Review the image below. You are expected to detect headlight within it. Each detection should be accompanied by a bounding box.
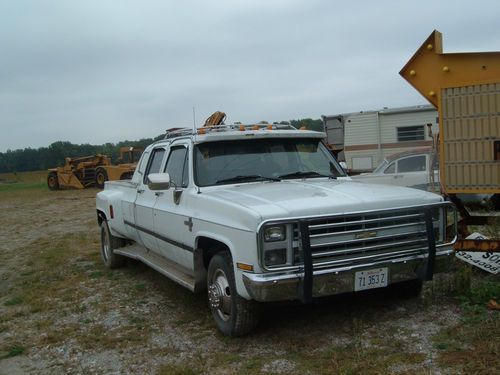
[264,248,287,266]
[264,225,286,242]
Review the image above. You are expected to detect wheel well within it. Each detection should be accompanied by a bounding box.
[97,210,106,226]
[197,237,230,270]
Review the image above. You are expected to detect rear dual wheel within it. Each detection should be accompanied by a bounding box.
[100,220,126,269]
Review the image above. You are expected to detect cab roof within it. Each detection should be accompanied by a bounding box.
[163,123,326,143]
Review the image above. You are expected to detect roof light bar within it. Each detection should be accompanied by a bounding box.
[164,123,298,139]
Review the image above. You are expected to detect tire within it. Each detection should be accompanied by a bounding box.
[390,279,423,299]
[207,252,259,336]
[47,172,59,190]
[100,220,126,269]
[95,169,108,189]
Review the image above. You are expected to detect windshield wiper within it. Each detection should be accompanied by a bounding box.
[278,171,336,179]
[215,175,281,185]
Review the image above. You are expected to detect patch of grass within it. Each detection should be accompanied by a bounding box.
[157,363,201,375]
[0,182,46,192]
[89,271,104,279]
[8,344,26,357]
[451,263,472,295]
[4,296,23,306]
[433,270,500,374]
[0,344,26,359]
[0,170,47,183]
[134,282,146,292]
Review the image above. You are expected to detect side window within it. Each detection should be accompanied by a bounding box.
[397,155,426,173]
[164,146,189,188]
[132,151,150,183]
[384,162,395,174]
[143,148,166,184]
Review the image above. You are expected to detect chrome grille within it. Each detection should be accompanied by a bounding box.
[304,208,434,268]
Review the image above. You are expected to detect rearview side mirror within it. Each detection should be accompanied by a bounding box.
[148,173,171,190]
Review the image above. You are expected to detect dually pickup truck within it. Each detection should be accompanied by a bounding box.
[96,123,457,336]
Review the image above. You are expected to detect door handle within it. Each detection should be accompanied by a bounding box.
[137,189,145,194]
[155,191,164,197]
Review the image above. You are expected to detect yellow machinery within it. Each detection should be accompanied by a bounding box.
[204,111,226,126]
[47,147,143,190]
[400,30,500,251]
[94,147,143,188]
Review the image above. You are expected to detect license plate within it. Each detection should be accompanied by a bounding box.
[354,268,388,291]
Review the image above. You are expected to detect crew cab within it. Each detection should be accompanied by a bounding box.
[96,124,456,336]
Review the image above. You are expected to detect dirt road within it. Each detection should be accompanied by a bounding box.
[0,187,497,374]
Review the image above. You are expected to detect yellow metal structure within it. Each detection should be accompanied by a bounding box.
[399,30,500,108]
[204,111,226,127]
[400,30,500,195]
[400,30,500,251]
[47,147,143,190]
[47,154,111,190]
[94,147,143,188]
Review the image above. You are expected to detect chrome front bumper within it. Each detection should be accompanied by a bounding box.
[242,249,454,302]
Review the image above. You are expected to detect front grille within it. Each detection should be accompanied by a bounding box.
[300,207,437,269]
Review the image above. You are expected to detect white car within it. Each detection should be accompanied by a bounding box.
[351,148,439,192]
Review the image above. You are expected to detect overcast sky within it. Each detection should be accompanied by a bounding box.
[1,0,499,151]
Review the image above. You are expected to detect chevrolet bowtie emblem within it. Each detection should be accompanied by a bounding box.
[355,231,377,240]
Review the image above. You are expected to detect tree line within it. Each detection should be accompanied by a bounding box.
[0,119,323,173]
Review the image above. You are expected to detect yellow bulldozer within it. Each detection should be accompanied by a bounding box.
[47,146,143,190]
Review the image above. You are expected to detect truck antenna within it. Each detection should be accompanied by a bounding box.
[192,107,196,130]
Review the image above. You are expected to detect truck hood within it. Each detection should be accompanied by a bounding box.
[201,179,442,221]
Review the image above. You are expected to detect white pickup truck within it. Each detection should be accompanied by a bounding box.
[96,124,456,336]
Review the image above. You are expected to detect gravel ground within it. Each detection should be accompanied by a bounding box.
[0,188,474,374]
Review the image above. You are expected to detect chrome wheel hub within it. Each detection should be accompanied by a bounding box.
[208,269,232,321]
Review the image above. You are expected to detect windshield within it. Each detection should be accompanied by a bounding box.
[194,138,346,186]
[373,159,389,174]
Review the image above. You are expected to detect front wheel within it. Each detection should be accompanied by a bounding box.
[100,220,126,269]
[47,172,59,190]
[207,252,259,336]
